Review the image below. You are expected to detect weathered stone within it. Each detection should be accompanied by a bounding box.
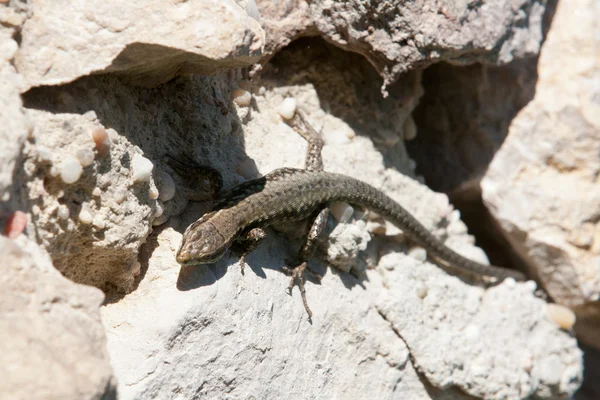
[0,25,27,206]
[482,0,600,348]
[0,236,115,400]
[103,67,582,400]
[16,0,265,89]
[256,0,548,89]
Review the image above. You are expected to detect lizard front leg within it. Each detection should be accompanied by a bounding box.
[230,228,267,275]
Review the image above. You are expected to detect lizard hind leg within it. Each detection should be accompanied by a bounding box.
[286,111,325,172]
[282,206,330,319]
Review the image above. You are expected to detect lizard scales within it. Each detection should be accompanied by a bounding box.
[182,166,524,281]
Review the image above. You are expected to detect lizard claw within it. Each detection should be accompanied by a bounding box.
[282,262,313,319]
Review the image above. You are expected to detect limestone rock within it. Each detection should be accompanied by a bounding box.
[481,0,600,349]
[0,23,27,206]
[0,236,115,400]
[103,78,582,400]
[19,109,158,293]
[16,0,265,89]
[256,0,548,88]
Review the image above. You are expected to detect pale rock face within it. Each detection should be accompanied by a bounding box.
[481,0,600,350]
[15,0,265,89]
[0,236,115,400]
[0,0,588,399]
[0,26,27,206]
[256,0,547,89]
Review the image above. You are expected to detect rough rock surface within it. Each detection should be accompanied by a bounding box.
[256,0,548,89]
[0,0,589,399]
[103,67,582,399]
[481,0,600,349]
[0,6,28,207]
[16,0,264,89]
[0,236,115,400]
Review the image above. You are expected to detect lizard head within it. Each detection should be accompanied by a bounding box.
[176,212,230,266]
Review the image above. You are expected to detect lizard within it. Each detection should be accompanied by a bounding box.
[175,111,526,319]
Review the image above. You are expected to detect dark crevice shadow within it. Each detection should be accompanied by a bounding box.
[406,0,559,274]
[256,36,420,176]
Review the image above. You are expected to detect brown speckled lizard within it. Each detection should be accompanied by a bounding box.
[175,112,526,319]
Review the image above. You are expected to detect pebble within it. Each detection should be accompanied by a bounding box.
[91,128,111,156]
[235,157,258,179]
[277,97,297,120]
[4,210,27,238]
[149,186,159,200]
[415,283,428,299]
[547,304,576,330]
[503,277,517,288]
[75,148,95,167]
[92,214,106,229]
[524,280,538,293]
[107,128,119,141]
[57,205,70,220]
[330,202,354,223]
[78,208,93,224]
[408,246,427,262]
[92,187,102,197]
[154,202,164,218]
[232,89,252,107]
[403,116,417,140]
[60,155,83,184]
[448,209,461,223]
[37,145,53,162]
[157,170,176,201]
[83,110,98,121]
[131,261,142,277]
[447,221,468,235]
[131,154,154,182]
[152,214,169,226]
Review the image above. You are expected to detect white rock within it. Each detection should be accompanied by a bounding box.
[408,246,427,262]
[152,214,169,227]
[157,170,176,201]
[415,283,428,299]
[37,145,53,162]
[83,110,97,121]
[330,202,354,223]
[60,155,83,184]
[57,205,70,220]
[154,202,164,218]
[78,208,93,225]
[92,215,106,230]
[149,186,159,200]
[75,148,95,167]
[277,97,297,120]
[232,88,252,107]
[131,154,154,182]
[547,304,576,330]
